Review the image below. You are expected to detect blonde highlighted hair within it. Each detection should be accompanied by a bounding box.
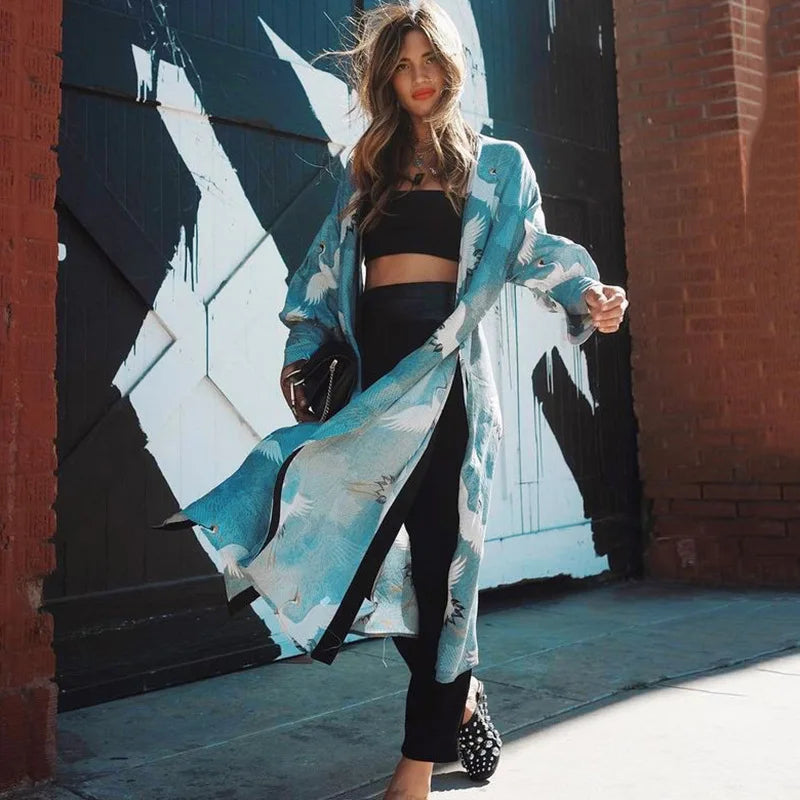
[312,0,479,234]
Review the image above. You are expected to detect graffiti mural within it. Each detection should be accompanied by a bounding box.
[49,0,637,707]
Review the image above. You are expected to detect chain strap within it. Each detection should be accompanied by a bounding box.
[319,358,339,421]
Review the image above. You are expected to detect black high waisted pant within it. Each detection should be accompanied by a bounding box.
[356,280,473,763]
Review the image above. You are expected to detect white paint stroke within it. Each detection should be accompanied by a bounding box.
[437,0,493,135]
[125,44,299,649]
[258,16,366,164]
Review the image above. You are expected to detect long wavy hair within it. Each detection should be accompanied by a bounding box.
[312,1,479,235]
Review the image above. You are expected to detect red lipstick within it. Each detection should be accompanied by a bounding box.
[412,88,435,100]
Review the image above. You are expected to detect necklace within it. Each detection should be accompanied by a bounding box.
[411,140,438,179]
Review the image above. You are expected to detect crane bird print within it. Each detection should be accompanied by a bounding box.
[379,384,450,433]
[470,167,500,217]
[276,491,313,538]
[305,246,338,304]
[460,212,487,274]
[276,592,339,653]
[253,438,284,464]
[444,554,468,626]
[428,302,467,356]
[458,476,486,557]
[262,490,314,571]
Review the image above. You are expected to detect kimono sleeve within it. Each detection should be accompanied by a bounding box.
[279,163,354,368]
[505,147,603,346]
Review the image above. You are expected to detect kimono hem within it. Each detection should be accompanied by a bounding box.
[155,133,602,684]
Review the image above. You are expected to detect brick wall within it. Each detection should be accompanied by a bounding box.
[0,0,62,790]
[614,0,800,585]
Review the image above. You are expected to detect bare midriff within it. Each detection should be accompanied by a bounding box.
[363,179,459,290]
[365,252,458,289]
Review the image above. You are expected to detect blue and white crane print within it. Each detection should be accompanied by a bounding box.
[157,133,602,683]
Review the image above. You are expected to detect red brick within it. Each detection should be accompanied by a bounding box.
[666,0,715,12]
[708,99,738,117]
[1,0,61,780]
[737,501,800,520]
[640,41,701,65]
[651,497,672,514]
[711,535,741,569]
[652,516,706,538]
[21,47,61,84]
[700,3,739,23]
[708,518,787,538]
[23,238,58,273]
[18,370,55,405]
[644,536,680,575]
[0,691,28,781]
[637,8,701,34]
[12,474,54,509]
[755,556,800,586]
[701,35,735,57]
[20,208,57,241]
[719,558,761,584]
[9,303,54,338]
[14,436,55,474]
[28,682,57,780]
[23,538,55,575]
[0,139,11,174]
[656,515,786,539]
[22,16,61,52]
[675,117,740,137]
[775,461,800,483]
[0,681,57,785]
[703,483,782,500]
[0,646,55,690]
[671,499,738,517]
[741,535,800,558]
[18,400,55,434]
[20,110,58,143]
[672,52,738,76]
[624,92,672,114]
[684,298,722,315]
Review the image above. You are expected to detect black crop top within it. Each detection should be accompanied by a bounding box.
[361,189,463,262]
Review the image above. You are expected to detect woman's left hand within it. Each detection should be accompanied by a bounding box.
[582,284,628,334]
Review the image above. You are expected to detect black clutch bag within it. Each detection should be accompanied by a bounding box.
[292,339,358,422]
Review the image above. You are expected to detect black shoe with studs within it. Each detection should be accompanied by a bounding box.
[457,678,502,781]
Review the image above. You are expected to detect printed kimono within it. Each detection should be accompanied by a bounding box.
[156,132,602,683]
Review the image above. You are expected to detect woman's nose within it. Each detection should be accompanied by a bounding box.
[412,64,429,82]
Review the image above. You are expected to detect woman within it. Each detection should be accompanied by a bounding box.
[158,2,627,798]
[282,3,624,796]
[283,6,500,794]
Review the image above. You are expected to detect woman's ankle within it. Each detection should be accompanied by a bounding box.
[399,754,434,770]
[385,756,432,797]
[461,675,479,723]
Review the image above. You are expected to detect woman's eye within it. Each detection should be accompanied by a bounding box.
[395,56,437,71]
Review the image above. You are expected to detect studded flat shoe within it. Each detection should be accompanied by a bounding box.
[456,678,502,781]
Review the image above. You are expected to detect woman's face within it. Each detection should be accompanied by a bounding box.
[391,29,445,122]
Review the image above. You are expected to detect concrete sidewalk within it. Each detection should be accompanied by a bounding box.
[4,579,799,800]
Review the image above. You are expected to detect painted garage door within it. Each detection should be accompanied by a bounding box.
[46,0,637,710]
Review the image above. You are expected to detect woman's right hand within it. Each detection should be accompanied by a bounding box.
[280,360,317,422]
